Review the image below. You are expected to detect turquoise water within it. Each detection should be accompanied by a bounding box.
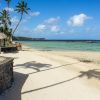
[19,41,100,51]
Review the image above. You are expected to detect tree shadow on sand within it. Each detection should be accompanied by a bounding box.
[15,61,52,72]
[79,69,100,80]
[1,69,100,99]
[0,72,28,100]
[22,69,100,94]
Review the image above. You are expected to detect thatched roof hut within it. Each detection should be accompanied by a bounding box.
[0,32,7,39]
[0,32,7,48]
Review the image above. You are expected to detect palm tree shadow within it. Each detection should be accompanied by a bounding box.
[15,61,52,72]
[21,69,100,94]
[22,76,78,94]
[1,72,28,100]
[79,69,100,80]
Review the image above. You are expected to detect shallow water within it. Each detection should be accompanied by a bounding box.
[19,41,100,51]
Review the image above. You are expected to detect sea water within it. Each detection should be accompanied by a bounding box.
[19,41,100,51]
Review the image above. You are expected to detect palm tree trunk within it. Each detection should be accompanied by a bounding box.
[12,13,23,35]
[6,0,10,13]
[7,3,9,13]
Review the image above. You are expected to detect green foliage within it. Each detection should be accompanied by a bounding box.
[12,0,30,34]
[0,9,12,36]
[0,10,11,26]
[15,0,30,14]
[0,10,12,46]
[0,0,30,46]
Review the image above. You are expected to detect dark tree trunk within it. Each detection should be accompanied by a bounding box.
[12,14,23,35]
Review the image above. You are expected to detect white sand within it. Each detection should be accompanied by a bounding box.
[0,46,100,100]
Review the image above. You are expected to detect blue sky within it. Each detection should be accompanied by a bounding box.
[0,0,100,39]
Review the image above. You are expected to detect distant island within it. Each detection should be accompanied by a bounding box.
[13,36,46,41]
[13,36,100,43]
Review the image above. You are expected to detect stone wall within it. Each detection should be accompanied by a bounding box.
[0,57,14,94]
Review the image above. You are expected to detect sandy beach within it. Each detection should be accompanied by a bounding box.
[0,45,100,100]
[0,0,100,99]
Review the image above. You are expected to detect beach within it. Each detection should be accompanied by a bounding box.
[0,0,100,99]
[0,45,100,100]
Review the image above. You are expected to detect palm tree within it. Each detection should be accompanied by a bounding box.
[5,0,11,7]
[0,9,11,46]
[5,0,11,12]
[13,0,30,34]
[0,10,11,32]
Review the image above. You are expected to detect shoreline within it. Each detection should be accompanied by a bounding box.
[23,44,100,64]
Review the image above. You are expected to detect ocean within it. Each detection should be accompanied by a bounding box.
[19,41,100,52]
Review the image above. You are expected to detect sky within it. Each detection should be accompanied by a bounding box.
[0,0,100,40]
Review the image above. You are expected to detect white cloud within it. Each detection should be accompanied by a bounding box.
[44,17,60,24]
[34,24,46,32]
[50,26,60,32]
[11,16,19,23]
[34,17,61,33]
[11,16,30,24]
[4,7,14,12]
[67,13,91,27]
[20,17,60,33]
[29,11,40,16]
